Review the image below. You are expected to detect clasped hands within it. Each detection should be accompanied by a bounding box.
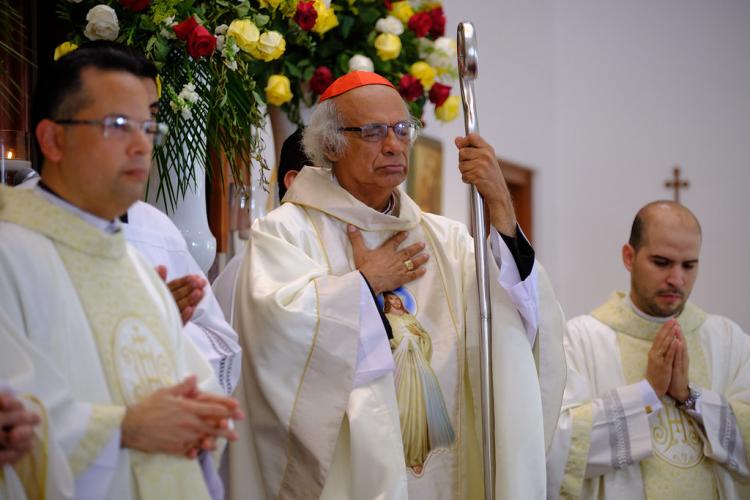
[645,319,691,403]
[156,266,206,325]
[121,375,244,460]
[0,391,41,466]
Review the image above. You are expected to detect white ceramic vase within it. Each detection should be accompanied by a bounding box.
[146,164,217,274]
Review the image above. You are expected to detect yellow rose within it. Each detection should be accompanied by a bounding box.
[227,19,260,54]
[155,75,162,99]
[53,41,78,61]
[390,1,414,23]
[409,61,436,91]
[313,0,339,35]
[266,74,293,106]
[374,33,402,61]
[249,31,286,61]
[259,0,283,9]
[435,95,460,122]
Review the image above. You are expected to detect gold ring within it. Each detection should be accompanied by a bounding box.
[403,259,414,271]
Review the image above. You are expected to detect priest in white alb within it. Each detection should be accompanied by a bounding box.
[0,42,243,499]
[228,71,566,500]
[546,201,750,499]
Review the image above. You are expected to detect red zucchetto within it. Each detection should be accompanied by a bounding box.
[318,71,396,102]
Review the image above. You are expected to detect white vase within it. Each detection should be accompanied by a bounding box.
[146,164,217,274]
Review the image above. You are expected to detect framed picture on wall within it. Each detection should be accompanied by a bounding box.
[407,135,443,214]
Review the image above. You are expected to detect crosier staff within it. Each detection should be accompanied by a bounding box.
[457,21,495,500]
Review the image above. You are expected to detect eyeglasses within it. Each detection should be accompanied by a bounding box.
[54,114,169,146]
[338,120,420,144]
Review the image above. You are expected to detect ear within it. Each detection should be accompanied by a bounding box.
[35,119,64,164]
[622,243,635,272]
[283,170,298,190]
[323,139,344,163]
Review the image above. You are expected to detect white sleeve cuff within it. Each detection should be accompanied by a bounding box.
[353,277,395,388]
[73,429,120,500]
[585,382,654,477]
[489,226,539,346]
[637,379,663,422]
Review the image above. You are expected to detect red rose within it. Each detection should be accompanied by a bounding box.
[294,1,318,31]
[407,12,432,38]
[384,0,392,10]
[119,0,150,12]
[428,82,451,107]
[310,66,334,95]
[187,25,217,59]
[398,74,424,102]
[428,7,446,38]
[173,16,198,41]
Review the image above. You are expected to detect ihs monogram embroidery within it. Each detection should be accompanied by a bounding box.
[114,318,175,404]
[652,400,703,468]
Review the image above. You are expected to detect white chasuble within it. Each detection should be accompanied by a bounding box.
[549,292,750,500]
[0,186,221,500]
[229,167,566,500]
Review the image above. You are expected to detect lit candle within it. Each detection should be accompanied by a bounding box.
[0,144,32,184]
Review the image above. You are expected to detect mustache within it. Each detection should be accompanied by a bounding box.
[657,288,684,298]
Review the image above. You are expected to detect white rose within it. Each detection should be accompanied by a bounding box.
[434,37,457,57]
[216,35,226,51]
[348,54,374,73]
[375,16,404,36]
[215,24,229,35]
[427,36,457,69]
[84,5,119,41]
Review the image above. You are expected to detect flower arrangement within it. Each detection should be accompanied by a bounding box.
[259,0,461,125]
[54,0,458,205]
[56,0,277,207]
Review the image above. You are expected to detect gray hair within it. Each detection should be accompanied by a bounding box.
[303,100,348,170]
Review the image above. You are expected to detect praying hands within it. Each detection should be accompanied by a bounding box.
[645,319,691,402]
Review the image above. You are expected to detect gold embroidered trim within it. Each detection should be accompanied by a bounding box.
[560,404,594,500]
[11,394,49,500]
[276,280,323,500]
[69,404,125,476]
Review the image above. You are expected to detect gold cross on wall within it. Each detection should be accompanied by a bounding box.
[665,166,689,204]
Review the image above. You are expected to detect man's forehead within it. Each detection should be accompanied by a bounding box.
[641,228,702,260]
[337,85,408,122]
[78,67,151,117]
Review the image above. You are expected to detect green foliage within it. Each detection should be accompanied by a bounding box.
[53,0,456,207]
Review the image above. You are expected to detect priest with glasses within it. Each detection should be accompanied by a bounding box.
[228,71,566,500]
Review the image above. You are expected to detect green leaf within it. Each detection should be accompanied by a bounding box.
[236,5,251,18]
[254,14,270,27]
[339,16,355,39]
[284,59,303,78]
